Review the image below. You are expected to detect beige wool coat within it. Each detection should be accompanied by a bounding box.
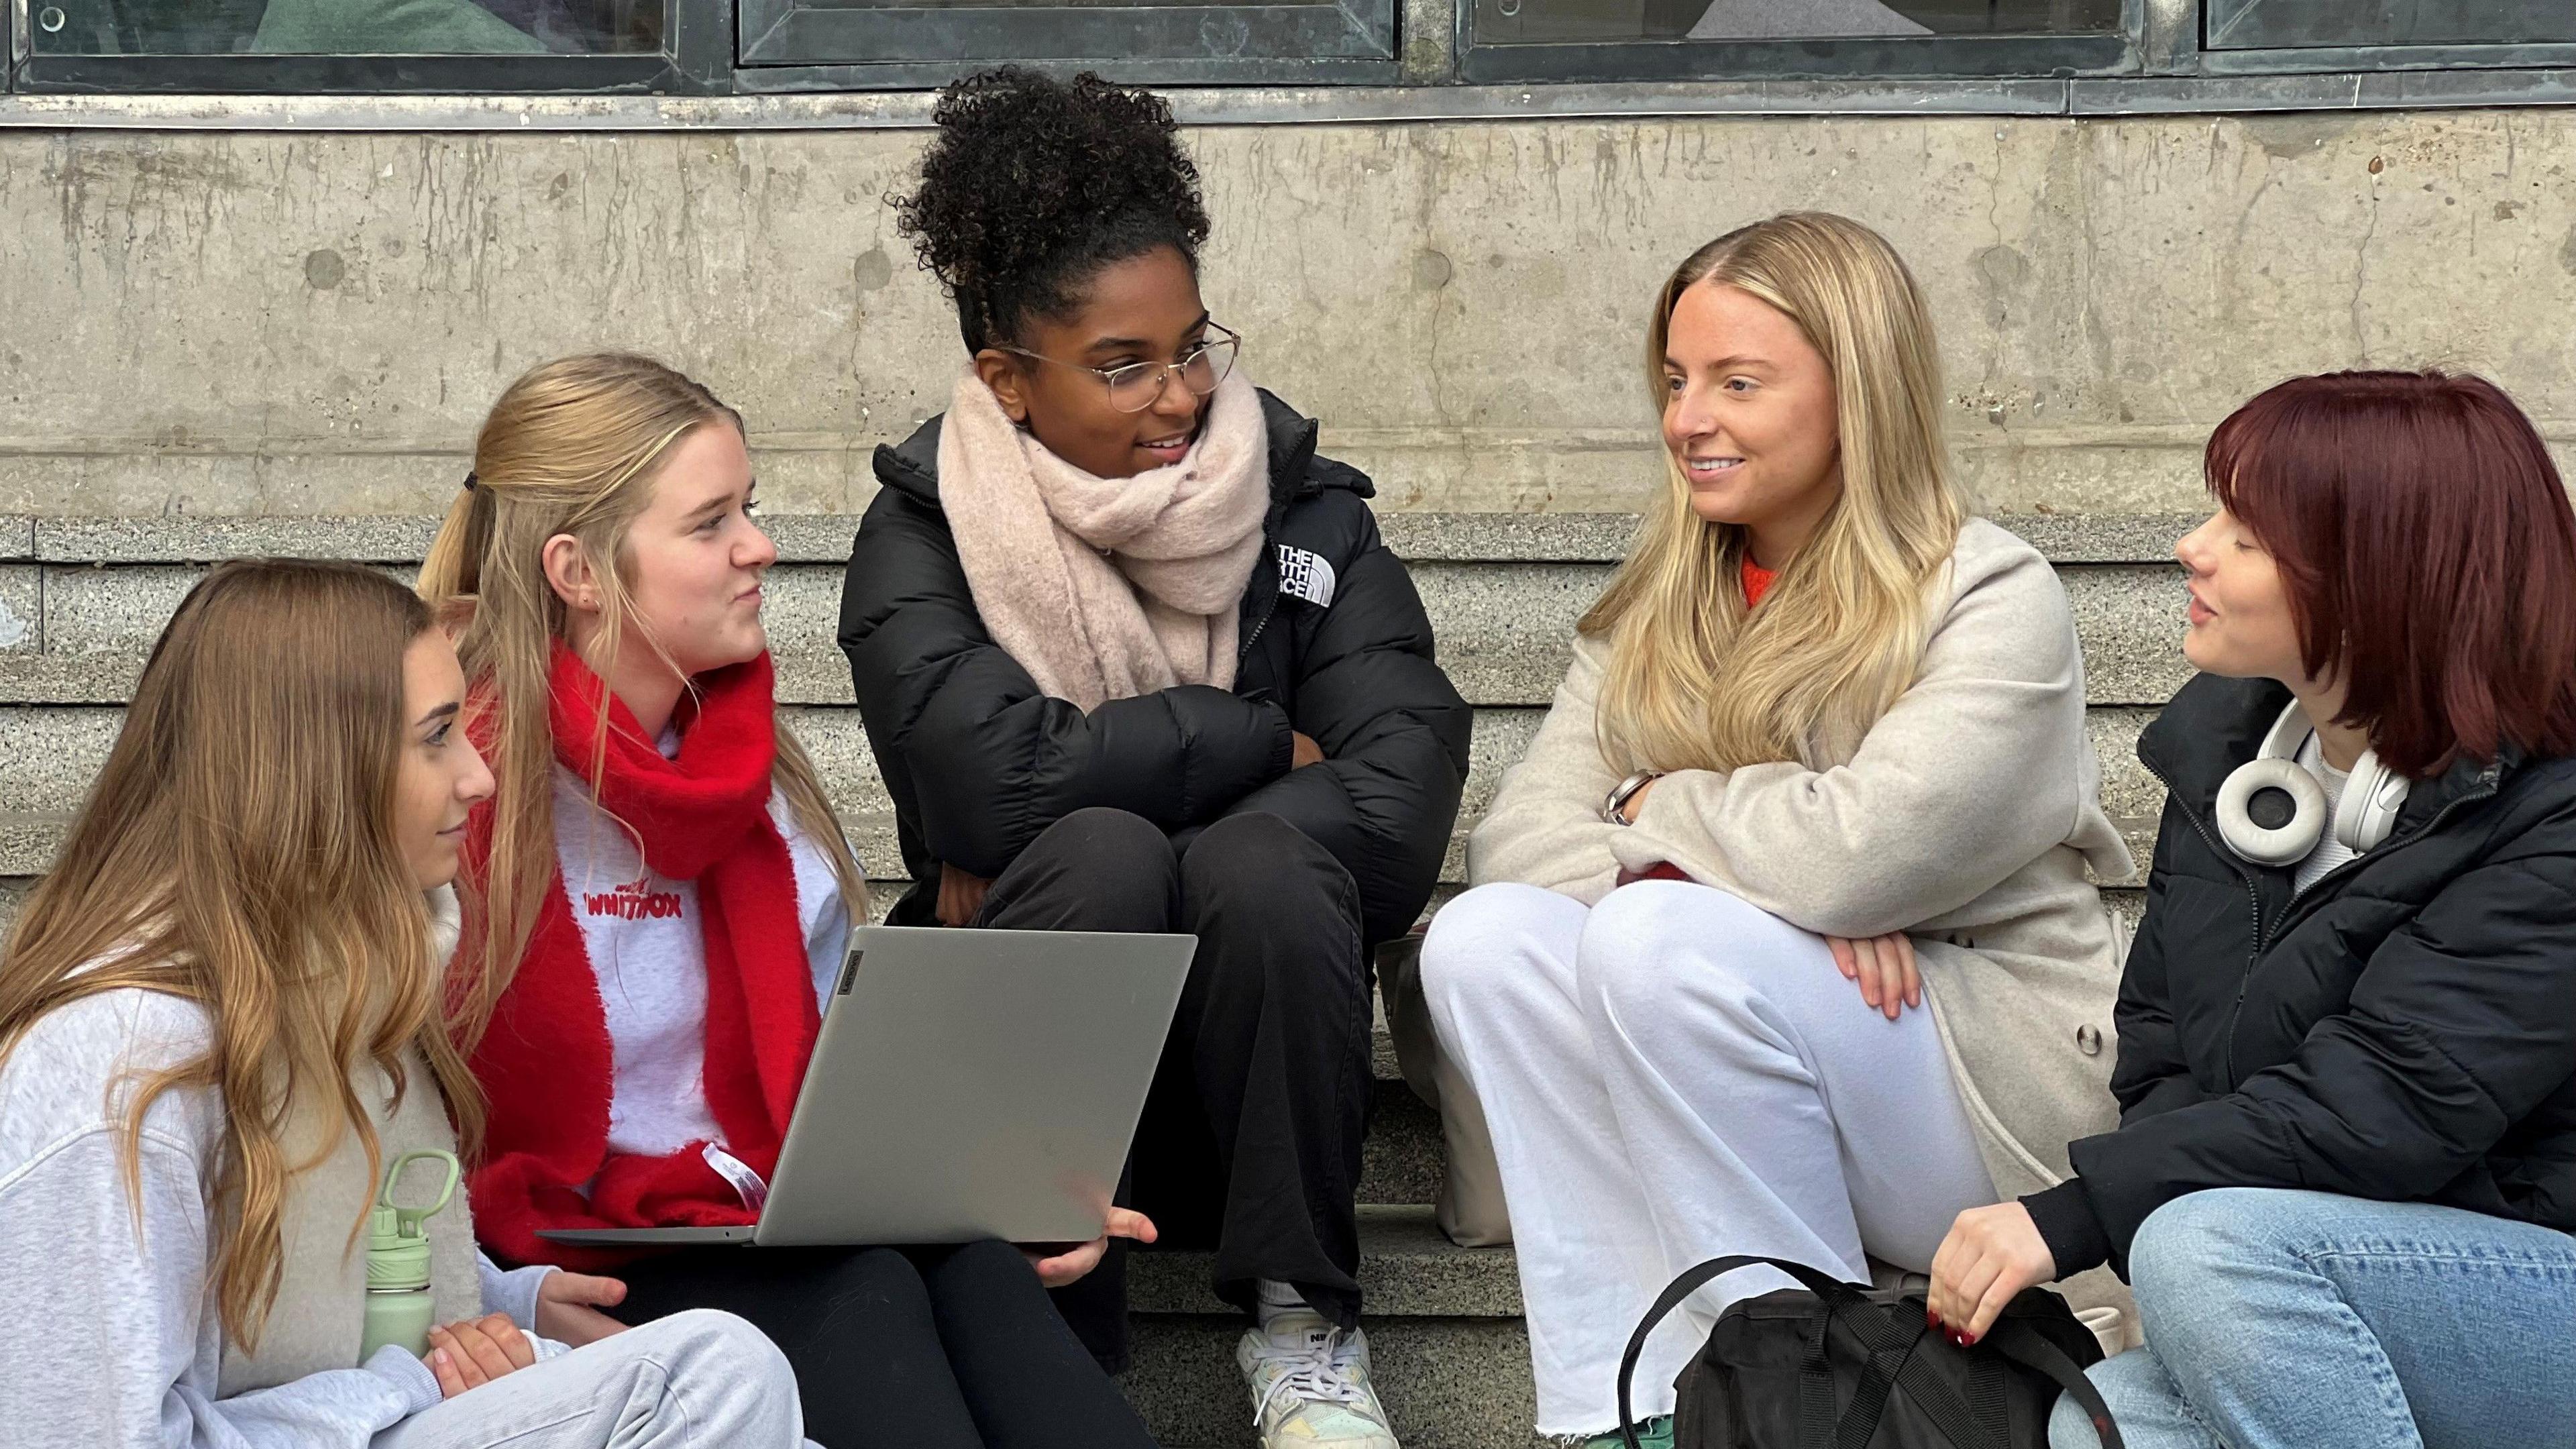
[1461,517,2138,1332]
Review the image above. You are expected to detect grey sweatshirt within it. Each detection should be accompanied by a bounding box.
[0,985,559,1449]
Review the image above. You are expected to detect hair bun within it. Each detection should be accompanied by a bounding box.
[894,67,1211,352]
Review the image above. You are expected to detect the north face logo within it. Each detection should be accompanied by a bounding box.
[1277,545,1336,607]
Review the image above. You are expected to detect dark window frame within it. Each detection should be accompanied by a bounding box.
[7,0,2576,94]
[2174,0,2576,78]
[2205,0,2576,53]
[2197,41,2576,74]
[9,0,731,92]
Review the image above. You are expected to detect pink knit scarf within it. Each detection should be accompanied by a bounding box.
[938,368,1271,711]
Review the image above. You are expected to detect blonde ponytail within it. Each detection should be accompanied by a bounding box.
[421,355,865,1049]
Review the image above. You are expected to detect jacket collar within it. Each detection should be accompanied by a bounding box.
[869,388,1365,515]
[2139,672,2516,839]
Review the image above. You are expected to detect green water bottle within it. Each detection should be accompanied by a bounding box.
[358,1149,461,1362]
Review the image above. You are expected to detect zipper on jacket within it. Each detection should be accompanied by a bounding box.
[1240,585,1282,662]
[2141,747,2267,1083]
[1238,507,1293,663]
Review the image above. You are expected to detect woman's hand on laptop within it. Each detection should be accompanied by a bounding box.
[535,1269,631,1346]
[1024,1208,1159,1287]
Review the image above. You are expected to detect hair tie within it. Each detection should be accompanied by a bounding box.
[462,471,480,492]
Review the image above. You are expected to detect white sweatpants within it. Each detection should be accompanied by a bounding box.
[1420,881,1998,1437]
[373,1310,812,1449]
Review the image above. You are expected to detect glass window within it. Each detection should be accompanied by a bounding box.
[1461,0,2131,83]
[1476,0,2118,48]
[2204,0,2576,50]
[736,0,1394,74]
[29,0,663,55]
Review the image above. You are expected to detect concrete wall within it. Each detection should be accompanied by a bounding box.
[9,106,2576,519]
[4,105,2571,916]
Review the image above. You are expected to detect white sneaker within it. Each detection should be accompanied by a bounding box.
[1236,1309,1401,1449]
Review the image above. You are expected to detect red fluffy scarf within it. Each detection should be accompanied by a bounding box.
[464,645,820,1269]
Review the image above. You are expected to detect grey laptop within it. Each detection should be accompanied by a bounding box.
[537,925,1194,1249]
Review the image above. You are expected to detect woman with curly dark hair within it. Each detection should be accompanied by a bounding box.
[841,67,1471,1449]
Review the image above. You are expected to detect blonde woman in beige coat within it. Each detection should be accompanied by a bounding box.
[1417,213,2132,1446]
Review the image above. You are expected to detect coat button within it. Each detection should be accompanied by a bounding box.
[2076,1025,2103,1057]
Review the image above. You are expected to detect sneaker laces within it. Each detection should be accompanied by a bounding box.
[1252,1327,1371,1426]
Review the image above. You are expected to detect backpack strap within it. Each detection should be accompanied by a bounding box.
[1986,1318,2127,1449]
[1615,1256,1873,1449]
[1616,1258,2127,1449]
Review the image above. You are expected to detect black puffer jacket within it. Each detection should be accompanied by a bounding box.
[2026,673,2576,1279]
[837,391,1472,947]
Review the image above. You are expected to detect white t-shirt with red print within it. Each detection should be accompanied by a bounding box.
[551,749,851,1163]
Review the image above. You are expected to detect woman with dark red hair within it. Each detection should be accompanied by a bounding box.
[1921,370,2576,1449]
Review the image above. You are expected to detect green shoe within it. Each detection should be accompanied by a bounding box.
[1582,1415,1674,1449]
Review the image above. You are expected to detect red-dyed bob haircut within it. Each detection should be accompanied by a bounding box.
[2208,369,2576,778]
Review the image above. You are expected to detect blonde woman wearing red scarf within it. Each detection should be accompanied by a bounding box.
[420,354,1159,1449]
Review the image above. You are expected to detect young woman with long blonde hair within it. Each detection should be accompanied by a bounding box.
[422,353,1158,1449]
[1419,213,2133,1446]
[0,559,802,1448]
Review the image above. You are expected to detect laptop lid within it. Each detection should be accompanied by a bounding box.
[751,924,1193,1248]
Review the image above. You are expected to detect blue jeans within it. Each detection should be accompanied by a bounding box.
[2049,1188,2576,1449]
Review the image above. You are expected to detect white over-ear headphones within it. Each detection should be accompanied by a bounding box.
[2215,702,2410,867]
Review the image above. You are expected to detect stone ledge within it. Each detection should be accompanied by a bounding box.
[0,712,2171,889]
[0,814,2161,893]
[1127,1205,1519,1318]
[31,515,439,566]
[10,512,2200,566]
[0,561,2198,711]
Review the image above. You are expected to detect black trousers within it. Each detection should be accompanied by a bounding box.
[611,1238,1157,1449]
[973,807,1374,1370]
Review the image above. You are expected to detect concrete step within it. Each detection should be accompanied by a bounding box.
[0,509,2181,925]
[0,556,2188,711]
[1127,1204,1520,1318]
[0,509,2200,567]
[1364,1073,1444,1209]
[0,704,2171,889]
[0,509,2194,904]
[1122,1316,1549,1449]
[0,513,2200,1448]
[0,509,2196,708]
[1120,1205,1543,1449]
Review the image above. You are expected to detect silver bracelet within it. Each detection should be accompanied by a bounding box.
[1603,769,1663,825]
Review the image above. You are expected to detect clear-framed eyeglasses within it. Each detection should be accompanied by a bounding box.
[1000,323,1242,414]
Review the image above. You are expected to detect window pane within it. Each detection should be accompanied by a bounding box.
[29,0,664,54]
[738,0,1393,67]
[1475,0,2118,48]
[2207,0,2576,49]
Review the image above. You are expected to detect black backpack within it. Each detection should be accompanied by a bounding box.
[1617,1256,2124,1449]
